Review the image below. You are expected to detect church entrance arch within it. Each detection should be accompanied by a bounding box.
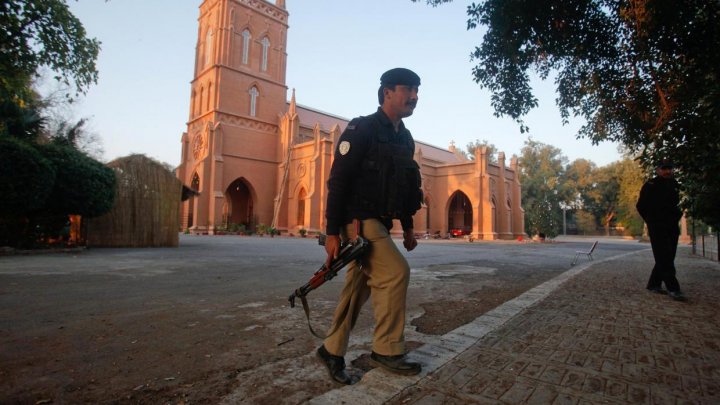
[447,191,472,235]
[226,178,254,228]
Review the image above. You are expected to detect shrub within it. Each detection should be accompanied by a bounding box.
[0,137,55,215]
[37,142,116,217]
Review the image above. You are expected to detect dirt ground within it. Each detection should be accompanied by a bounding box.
[4,235,617,405]
[0,273,546,405]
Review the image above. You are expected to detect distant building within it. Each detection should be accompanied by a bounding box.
[176,0,525,240]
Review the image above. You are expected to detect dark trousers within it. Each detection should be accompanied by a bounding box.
[646,225,681,292]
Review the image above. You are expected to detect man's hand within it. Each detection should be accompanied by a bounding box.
[324,235,341,268]
[403,229,417,252]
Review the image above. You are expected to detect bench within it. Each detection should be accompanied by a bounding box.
[571,240,598,266]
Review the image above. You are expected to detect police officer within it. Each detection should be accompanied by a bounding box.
[636,159,686,301]
[315,68,424,384]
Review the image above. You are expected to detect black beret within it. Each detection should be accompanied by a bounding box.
[380,68,421,86]
[657,159,674,169]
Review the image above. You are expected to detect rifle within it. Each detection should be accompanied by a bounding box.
[288,234,368,338]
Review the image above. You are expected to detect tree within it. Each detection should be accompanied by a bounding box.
[38,141,115,218]
[560,159,595,233]
[586,163,621,236]
[615,157,645,236]
[464,139,498,163]
[0,1,110,248]
[574,210,597,235]
[0,95,44,141]
[518,138,568,238]
[562,159,595,207]
[48,117,104,159]
[0,136,55,215]
[413,0,720,227]
[0,0,100,105]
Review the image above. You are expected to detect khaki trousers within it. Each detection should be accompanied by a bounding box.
[323,218,410,357]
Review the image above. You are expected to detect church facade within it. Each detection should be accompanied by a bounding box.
[176,0,525,240]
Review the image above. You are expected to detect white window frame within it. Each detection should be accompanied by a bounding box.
[241,29,251,65]
[260,37,270,71]
[249,86,259,117]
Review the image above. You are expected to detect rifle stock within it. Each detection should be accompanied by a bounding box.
[288,236,368,308]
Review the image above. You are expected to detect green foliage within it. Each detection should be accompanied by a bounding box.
[226,223,246,234]
[0,1,110,248]
[464,139,497,163]
[585,163,621,234]
[574,210,597,235]
[0,136,55,214]
[519,139,641,237]
[519,138,568,237]
[37,141,116,217]
[414,0,720,227]
[684,157,720,229]
[0,99,45,141]
[614,158,645,236]
[0,0,100,104]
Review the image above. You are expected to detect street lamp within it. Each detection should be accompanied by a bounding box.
[559,195,583,236]
[559,201,570,236]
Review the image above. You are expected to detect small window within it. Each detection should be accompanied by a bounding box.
[260,37,270,71]
[241,29,251,65]
[205,29,213,67]
[249,86,259,117]
[199,87,204,114]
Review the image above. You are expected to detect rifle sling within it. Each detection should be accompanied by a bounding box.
[299,260,364,340]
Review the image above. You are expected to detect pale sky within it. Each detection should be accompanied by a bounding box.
[58,0,623,168]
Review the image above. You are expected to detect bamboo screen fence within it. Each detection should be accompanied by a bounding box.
[86,154,182,247]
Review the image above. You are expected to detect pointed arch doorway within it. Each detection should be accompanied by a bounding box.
[448,191,472,236]
[187,173,200,228]
[226,178,254,228]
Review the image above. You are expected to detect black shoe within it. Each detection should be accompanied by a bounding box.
[647,286,668,295]
[668,290,688,302]
[369,352,422,376]
[316,345,353,385]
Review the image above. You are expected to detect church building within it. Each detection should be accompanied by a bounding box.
[176,0,525,240]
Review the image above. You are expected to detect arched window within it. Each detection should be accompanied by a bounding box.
[199,86,204,115]
[506,198,513,233]
[205,29,213,67]
[191,90,196,117]
[260,36,270,71]
[249,86,259,116]
[491,198,497,232]
[241,29,251,65]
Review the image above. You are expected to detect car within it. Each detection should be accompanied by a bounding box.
[449,227,471,237]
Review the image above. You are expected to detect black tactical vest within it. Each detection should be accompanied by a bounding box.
[351,117,423,219]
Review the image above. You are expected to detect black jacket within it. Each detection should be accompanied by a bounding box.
[636,176,682,229]
[325,108,419,235]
